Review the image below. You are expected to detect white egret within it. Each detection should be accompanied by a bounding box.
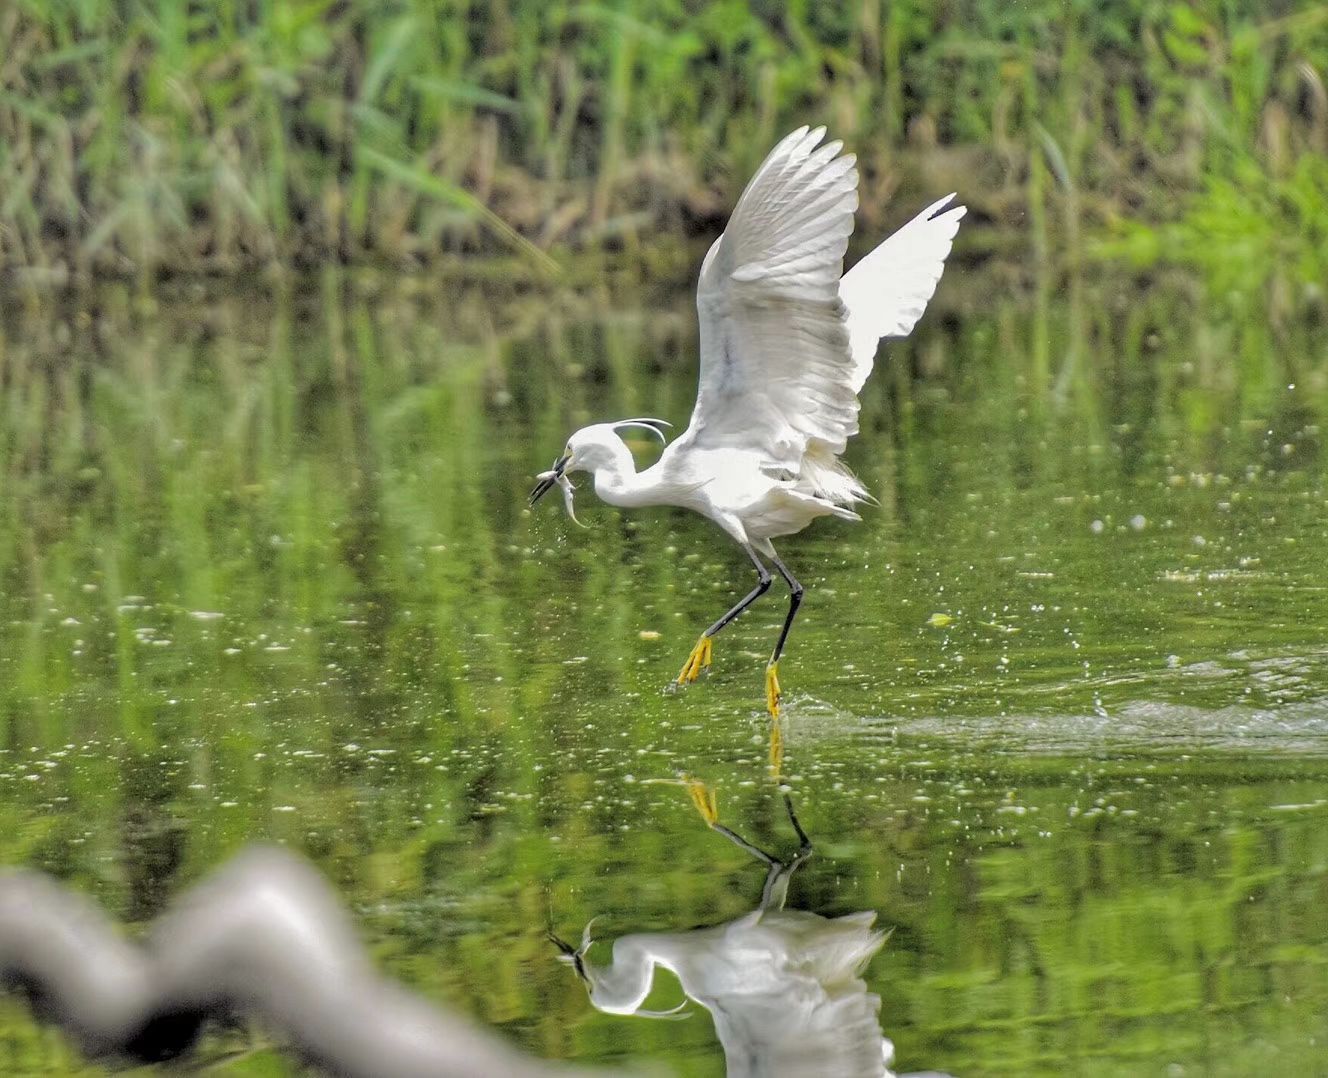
[531,126,965,718]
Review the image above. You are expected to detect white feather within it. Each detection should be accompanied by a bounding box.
[678,128,965,511]
[840,194,967,393]
[684,126,860,473]
[538,128,965,549]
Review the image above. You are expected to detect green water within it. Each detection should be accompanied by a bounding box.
[2,276,1327,1076]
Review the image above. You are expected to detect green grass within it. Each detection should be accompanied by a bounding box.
[1,1,1326,290]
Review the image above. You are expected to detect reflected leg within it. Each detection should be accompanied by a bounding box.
[694,791,815,912]
[759,795,814,910]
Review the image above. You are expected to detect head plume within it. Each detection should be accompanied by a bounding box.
[612,418,672,444]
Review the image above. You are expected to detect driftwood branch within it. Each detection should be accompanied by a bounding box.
[0,846,607,1077]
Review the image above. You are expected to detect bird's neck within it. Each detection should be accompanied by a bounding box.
[590,439,653,507]
[584,935,659,1014]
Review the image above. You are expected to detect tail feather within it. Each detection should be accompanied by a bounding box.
[790,193,964,511]
[799,443,872,508]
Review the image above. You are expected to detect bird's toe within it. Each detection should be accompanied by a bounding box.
[675,635,714,686]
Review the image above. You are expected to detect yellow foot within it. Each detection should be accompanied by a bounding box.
[676,635,713,685]
[685,778,719,826]
[765,661,782,718]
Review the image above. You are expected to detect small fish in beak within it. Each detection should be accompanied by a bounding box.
[528,453,587,527]
[528,452,569,506]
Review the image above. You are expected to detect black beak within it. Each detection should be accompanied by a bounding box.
[546,930,589,983]
[528,453,570,506]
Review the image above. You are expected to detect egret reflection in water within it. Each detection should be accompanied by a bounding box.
[551,793,950,1078]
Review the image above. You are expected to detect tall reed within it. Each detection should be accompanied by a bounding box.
[1,2,1325,282]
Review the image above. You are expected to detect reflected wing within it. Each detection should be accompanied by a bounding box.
[684,127,861,470]
[839,194,967,393]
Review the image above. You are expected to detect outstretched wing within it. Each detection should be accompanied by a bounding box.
[683,126,861,471]
[683,127,966,476]
[839,194,967,393]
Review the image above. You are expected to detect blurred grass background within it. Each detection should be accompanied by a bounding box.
[1,0,1326,295]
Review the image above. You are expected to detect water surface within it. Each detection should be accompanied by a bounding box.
[1,276,1326,1075]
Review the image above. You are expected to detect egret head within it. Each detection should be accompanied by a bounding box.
[528,418,670,507]
[547,920,687,1020]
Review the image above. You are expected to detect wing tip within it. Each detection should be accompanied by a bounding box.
[924,193,968,221]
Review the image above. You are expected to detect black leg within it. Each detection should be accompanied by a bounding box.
[765,547,804,664]
[704,544,772,638]
[676,543,772,685]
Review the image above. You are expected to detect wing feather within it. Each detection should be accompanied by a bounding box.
[687,128,860,469]
[684,128,964,492]
[840,195,967,393]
